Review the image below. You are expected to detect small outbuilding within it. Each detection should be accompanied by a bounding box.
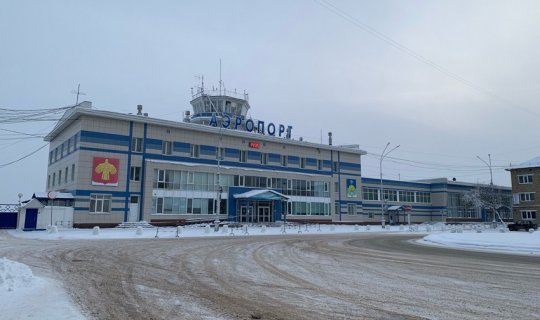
[18,193,74,230]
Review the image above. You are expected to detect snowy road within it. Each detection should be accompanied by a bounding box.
[1,232,539,319]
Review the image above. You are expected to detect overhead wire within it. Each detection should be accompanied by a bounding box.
[313,0,539,117]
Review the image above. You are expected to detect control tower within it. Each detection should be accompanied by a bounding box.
[186,86,250,127]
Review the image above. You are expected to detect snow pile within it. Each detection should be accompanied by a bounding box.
[422,230,540,255]
[0,257,85,320]
[0,257,34,292]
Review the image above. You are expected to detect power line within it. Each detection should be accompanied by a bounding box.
[313,0,539,117]
[0,144,48,168]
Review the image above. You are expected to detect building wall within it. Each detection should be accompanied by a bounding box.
[46,110,364,226]
[510,167,540,222]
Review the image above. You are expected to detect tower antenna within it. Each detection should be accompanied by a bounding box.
[70,84,86,105]
[219,59,222,96]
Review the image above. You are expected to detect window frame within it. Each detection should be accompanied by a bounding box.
[89,194,112,213]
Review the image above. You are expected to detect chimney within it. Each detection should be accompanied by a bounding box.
[328,132,332,146]
[137,104,143,115]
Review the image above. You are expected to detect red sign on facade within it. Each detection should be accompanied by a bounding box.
[248,141,260,149]
[92,157,120,186]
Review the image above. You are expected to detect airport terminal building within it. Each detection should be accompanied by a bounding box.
[44,90,511,227]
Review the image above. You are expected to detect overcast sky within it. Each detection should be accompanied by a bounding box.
[1,0,539,203]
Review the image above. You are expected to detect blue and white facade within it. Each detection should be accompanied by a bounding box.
[44,91,511,227]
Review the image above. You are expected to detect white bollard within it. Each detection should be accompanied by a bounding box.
[243,225,249,235]
[426,225,432,232]
[176,226,183,237]
[499,228,506,233]
[366,225,370,231]
[136,226,143,235]
[92,226,100,235]
[354,224,359,231]
[399,225,404,231]
[330,225,335,231]
[529,228,535,234]
[261,225,266,233]
[476,227,482,233]
[222,225,228,234]
[205,225,211,234]
[50,225,58,234]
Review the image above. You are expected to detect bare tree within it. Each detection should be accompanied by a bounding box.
[463,185,511,225]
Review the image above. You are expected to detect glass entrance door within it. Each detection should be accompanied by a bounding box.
[257,206,271,223]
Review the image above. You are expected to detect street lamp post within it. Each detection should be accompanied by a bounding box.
[379,142,400,229]
[476,154,496,224]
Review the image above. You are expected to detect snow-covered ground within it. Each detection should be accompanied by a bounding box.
[2,223,539,320]
[0,257,85,320]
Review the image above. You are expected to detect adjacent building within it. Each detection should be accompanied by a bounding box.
[506,156,540,223]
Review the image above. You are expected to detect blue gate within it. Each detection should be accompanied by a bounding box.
[24,208,38,230]
[0,204,18,229]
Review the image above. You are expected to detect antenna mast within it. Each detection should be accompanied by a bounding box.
[219,59,222,96]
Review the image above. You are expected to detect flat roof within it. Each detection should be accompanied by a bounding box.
[45,103,367,155]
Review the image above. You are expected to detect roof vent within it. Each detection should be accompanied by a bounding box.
[137,104,143,115]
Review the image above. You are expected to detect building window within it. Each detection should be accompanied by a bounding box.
[518,174,533,184]
[54,148,58,161]
[417,192,431,203]
[132,137,143,152]
[261,153,268,165]
[400,191,415,203]
[49,151,53,164]
[64,167,68,183]
[347,203,356,215]
[61,144,64,158]
[130,166,141,181]
[383,189,398,202]
[67,139,71,153]
[333,161,339,172]
[317,160,323,170]
[363,187,379,201]
[89,194,112,213]
[162,141,172,155]
[239,150,247,163]
[281,155,287,167]
[71,164,75,181]
[300,158,306,168]
[52,172,56,186]
[47,175,51,188]
[58,170,62,186]
[190,144,200,158]
[334,202,340,215]
[521,210,537,220]
[520,192,535,202]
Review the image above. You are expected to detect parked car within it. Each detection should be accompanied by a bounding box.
[507,220,538,231]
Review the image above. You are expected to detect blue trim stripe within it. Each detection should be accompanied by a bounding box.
[225,148,240,158]
[248,151,260,160]
[145,138,162,150]
[80,130,129,147]
[174,142,191,153]
[268,153,281,163]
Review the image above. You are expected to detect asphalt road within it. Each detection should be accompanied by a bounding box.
[1,232,539,320]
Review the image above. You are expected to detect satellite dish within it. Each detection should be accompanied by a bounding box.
[47,191,57,200]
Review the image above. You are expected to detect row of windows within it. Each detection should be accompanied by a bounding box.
[518,174,533,184]
[447,192,478,218]
[152,169,331,197]
[49,134,79,165]
[288,202,330,216]
[48,164,76,188]
[362,188,431,203]
[152,197,226,215]
[521,210,537,220]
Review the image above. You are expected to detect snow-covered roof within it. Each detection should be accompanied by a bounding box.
[32,192,74,200]
[506,156,540,170]
[233,189,289,200]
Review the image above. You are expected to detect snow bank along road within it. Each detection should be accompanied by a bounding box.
[1,232,539,320]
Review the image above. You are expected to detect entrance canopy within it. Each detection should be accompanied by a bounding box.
[388,205,403,211]
[233,189,289,201]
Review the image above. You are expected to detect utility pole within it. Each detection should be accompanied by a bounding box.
[476,154,496,224]
[379,142,400,229]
